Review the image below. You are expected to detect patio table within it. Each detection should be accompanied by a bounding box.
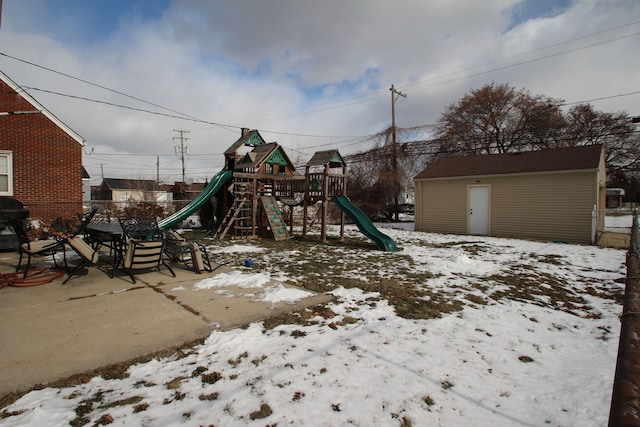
[85,222,125,278]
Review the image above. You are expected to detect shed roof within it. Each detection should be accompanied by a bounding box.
[414,145,604,180]
[306,149,345,167]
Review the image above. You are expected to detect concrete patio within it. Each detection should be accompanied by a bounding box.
[0,248,331,398]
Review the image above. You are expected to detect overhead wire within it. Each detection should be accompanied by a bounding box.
[2,20,639,142]
[2,19,639,181]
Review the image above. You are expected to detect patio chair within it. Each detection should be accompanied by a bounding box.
[63,235,100,284]
[120,238,176,284]
[162,230,212,273]
[76,208,98,236]
[119,216,163,241]
[9,219,67,277]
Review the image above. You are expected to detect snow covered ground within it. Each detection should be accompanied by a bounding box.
[0,225,626,426]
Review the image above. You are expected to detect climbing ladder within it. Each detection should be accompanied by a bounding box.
[214,198,249,240]
[260,196,289,241]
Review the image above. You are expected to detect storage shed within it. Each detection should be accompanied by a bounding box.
[413,145,606,244]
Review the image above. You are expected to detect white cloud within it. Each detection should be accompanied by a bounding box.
[0,0,638,183]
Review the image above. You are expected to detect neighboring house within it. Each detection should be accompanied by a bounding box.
[0,70,85,222]
[97,178,172,207]
[169,181,206,201]
[413,145,606,244]
[82,167,91,203]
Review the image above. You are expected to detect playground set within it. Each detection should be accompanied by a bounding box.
[158,129,397,252]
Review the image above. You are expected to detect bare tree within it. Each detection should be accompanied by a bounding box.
[564,104,640,176]
[347,128,422,220]
[436,82,564,155]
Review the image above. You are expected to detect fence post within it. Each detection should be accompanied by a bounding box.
[608,209,640,426]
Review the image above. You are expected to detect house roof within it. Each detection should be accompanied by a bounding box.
[307,149,345,167]
[414,145,604,180]
[102,178,161,191]
[169,181,207,193]
[0,70,85,145]
[82,166,91,179]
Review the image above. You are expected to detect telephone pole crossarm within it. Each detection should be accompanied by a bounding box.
[173,129,191,183]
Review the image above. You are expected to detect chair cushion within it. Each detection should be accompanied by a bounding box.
[189,242,205,273]
[166,230,187,246]
[22,239,62,253]
[69,236,99,264]
[124,239,164,269]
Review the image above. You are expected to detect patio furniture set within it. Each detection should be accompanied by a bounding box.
[6,209,213,285]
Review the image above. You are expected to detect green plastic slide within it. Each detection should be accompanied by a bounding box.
[332,195,398,252]
[158,170,233,229]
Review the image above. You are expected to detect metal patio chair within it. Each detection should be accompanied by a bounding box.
[9,218,67,277]
[63,235,101,284]
[120,237,175,284]
[117,216,175,283]
[162,230,212,273]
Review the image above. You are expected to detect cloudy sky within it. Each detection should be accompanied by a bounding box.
[1,0,638,184]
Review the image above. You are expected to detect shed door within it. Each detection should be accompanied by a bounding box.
[469,186,490,235]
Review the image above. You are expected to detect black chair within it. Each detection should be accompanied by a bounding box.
[119,216,163,240]
[9,219,67,277]
[117,217,175,283]
[162,230,212,273]
[120,238,175,284]
[63,235,100,284]
[76,208,98,236]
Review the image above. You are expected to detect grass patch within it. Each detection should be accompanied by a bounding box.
[484,268,591,316]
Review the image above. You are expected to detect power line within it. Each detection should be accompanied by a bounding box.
[402,20,640,93]
[3,20,638,139]
[3,20,638,161]
[406,31,640,95]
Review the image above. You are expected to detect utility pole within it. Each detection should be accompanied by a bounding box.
[173,129,190,183]
[390,84,406,221]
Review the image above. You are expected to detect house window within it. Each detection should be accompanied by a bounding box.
[0,151,13,196]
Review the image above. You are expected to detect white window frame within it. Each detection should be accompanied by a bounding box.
[0,150,13,196]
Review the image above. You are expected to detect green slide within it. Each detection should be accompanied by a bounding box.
[158,170,233,229]
[332,195,398,252]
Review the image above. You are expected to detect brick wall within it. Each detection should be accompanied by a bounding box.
[0,80,83,223]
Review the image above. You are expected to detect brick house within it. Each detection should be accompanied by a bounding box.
[0,70,85,222]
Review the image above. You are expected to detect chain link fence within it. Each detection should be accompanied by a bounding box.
[608,209,640,426]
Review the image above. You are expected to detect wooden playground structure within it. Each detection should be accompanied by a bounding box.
[204,128,396,251]
[213,128,349,243]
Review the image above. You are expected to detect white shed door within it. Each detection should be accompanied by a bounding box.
[469,186,490,235]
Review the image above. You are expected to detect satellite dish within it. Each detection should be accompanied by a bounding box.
[185,177,194,186]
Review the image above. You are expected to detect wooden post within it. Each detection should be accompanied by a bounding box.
[340,162,347,241]
[251,177,257,238]
[321,163,330,243]
[302,165,310,239]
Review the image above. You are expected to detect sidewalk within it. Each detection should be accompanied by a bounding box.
[0,250,331,398]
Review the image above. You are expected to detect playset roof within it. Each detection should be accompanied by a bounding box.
[224,129,267,155]
[306,149,345,167]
